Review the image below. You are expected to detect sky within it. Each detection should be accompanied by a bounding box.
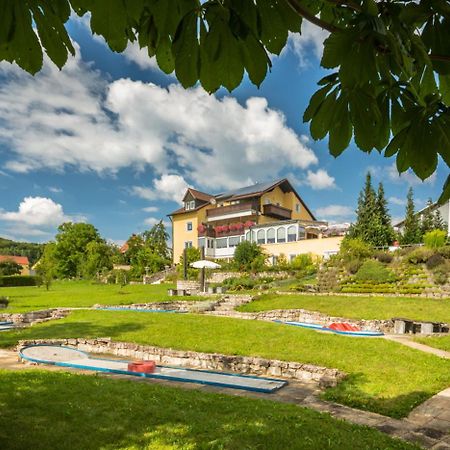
[0,17,447,244]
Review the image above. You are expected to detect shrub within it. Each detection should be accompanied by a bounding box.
[438,246,450,259]
[346,259,363,274]
[0,275,41,287]
[0,296,9,308]
[407,247,434,264]
[433,263,449,285]
[339,238,373,262]
[290,254,317,276]
[426,253,445,270]
[424,230,447,250]
[354,260,396,283]
[375,251,393,264]
[233,241,266,272]
[222,276,257,291]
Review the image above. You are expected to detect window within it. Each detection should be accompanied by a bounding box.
[229,236,240,247]
[216,238,228,249]
[186,221,193,231]
[245,231,251,241]
[267,228,275,243]
[296,203,301,213]
[287,225,297,242]
[298,227,306,240]
[184,241,193,248]
[185,200,195,210]
[257,229,266,244]
[277,227,286,243]
[198,238,205,248]
[207,239,214,249]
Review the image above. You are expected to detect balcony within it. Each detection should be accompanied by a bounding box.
[206,201,259,222]
[263,204,292,220]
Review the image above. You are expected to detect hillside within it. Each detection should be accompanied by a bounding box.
[0,237,45,265]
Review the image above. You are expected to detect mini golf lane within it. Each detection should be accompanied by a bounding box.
[19,345,287,393]
[0,321,15,332]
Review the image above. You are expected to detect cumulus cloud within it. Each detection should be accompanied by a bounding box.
[0,196,85,237]
[369,164,436,186]
[0,50,319,192]
[142,206,159,213]
[132,174,190,204]
[306,169,336,190]
[315,204,354,218]
[122,43,161,71]
[389,196,406,206]
[48,186,63,193]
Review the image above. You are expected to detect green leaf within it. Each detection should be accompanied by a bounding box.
[329,93,352,156]
[156,35,174,74]
[321,32,355,69]
[303,84,334,122]
[310,88,338,140]
[439,75,450,105]
[240,34,270,87]
[173,11,199,88]
[257,0,289,55]
[363,0,378,17]
[385,128,407,158]
[437,175,450,204]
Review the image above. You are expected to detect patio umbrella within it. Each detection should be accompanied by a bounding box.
[190,260,221,292]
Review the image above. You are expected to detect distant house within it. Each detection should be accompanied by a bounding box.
[394,200,450,235]
[0,255,30,275]
[168,178,344,264]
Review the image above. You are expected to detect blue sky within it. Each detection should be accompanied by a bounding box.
[0,18,447,244]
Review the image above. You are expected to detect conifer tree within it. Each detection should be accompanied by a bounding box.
[401,187,421,244]
[420,199,435,235]
[375,183,395,246]
[433,208,446,231]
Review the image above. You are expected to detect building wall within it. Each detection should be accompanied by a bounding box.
[172,211,200,264]
[261,236,344,260]
[19,265,30,276]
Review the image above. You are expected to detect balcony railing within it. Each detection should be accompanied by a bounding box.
[263,204,292,220]
[206,201,259,219]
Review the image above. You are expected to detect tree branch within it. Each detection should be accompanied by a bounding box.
[286,0,341,32]
[429,53,450,63]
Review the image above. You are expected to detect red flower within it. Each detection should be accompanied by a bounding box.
[197,224,206,233]
[244,221,255,228]
[222,225,229,232]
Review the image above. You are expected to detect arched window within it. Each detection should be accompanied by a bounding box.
[287,226,297,242]
[277,227,286,243]
[267,228,275,244]
[245,231,251,241]
[257,229,266,244]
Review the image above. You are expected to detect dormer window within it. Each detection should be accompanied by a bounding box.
[185,200,195,210]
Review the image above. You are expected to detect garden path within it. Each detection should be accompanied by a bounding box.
[384,335,450,359]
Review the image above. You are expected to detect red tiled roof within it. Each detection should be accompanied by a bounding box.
[186,188,214,202]
[0,255,29,266]
[119,242,129,254]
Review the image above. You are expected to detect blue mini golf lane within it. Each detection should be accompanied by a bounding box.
[95,307,184,313]
[276,321,384,337]
[19,345,287,393]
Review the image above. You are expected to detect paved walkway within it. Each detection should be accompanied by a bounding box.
[384,335,450,359]
[1,348,449,449]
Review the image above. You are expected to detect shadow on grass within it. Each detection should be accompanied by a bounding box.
[324,373,430,419]
[0,371,418,450]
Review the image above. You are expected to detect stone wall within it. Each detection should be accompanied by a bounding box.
[18,338,346,388]
[176,280,203,292]
[0,308,69,325]
[94,300,221,313]
[207,271,291,284]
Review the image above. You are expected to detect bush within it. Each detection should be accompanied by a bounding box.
[222,276,258,291]
[0,296,9,308]
[423,230,447,250]
[233,241,266,272]
[438,246,450,259]
[433,263,449,285]
[339,238,373,262]
[375,251,393,264]
[346,259,363,274]
[426,253,445,270]
[290,254,317,276]
[407,247,434,264]
[354,260,396,283]
[0,275,41,287]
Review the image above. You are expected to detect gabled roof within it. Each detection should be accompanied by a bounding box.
[182,188,213,203]
[0,255,29,266]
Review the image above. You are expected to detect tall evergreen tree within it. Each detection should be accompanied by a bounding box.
[375,183,395,246]
[420,199,435,235]
[433,208,446,231]
[401,188,421,244]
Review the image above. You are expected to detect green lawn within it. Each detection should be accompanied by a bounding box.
[238,293,450,322]
[415,335,450,352]
[0,281,207,313]
[0,370,417,450]
[2,310,449,418]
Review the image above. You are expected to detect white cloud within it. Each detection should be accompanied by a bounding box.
[315,205,354,218]
[142,206,159,213]
[0,196,85,237]
[369,164,436,186]
[389,196,406,206]
[48,186,63,193]
[132,174,190,204]
[0,52,318,192]
[306,169,336,190]
[122,43,160,71]
[286,23,329,67]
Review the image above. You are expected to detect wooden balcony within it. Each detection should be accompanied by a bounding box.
[263,204,292,220]
[206,201,259,220]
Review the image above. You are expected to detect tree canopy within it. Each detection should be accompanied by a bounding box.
[1,0,449,200]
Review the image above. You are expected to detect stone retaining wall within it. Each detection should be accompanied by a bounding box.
[176,280,202,292]
[0,308,69,325]
[207,271,291,284]
[18,338,346,387]
[93,300,221,313]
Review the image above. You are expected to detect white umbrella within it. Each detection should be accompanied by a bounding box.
[190,260,221,269]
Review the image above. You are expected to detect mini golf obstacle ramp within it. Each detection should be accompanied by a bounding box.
[0,321,16,332]
[277,321,384,337]
[19,345,286,393]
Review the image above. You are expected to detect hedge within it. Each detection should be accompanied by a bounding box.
[0,275,41,287]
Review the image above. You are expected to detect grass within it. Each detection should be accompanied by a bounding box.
[2,310,449,418]
[414,335,450,352]
[0,281,207,313]
[237,293,450,322]
[0,370,419,450]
